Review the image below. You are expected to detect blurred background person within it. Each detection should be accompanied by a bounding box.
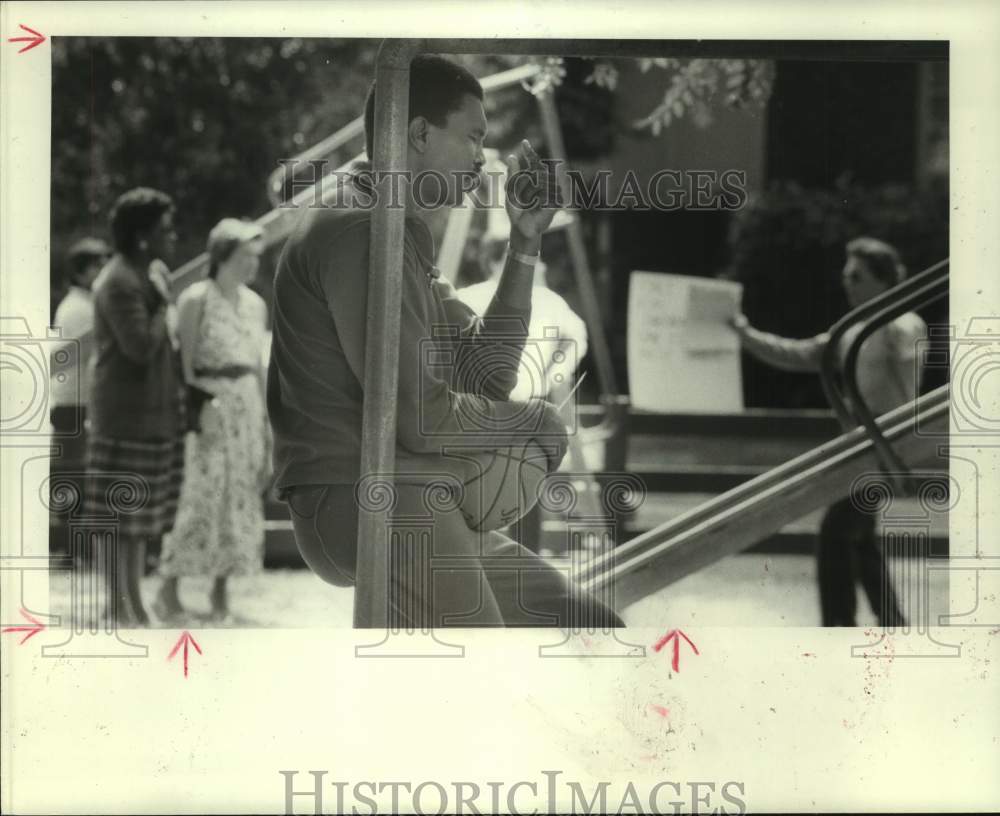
[731,237,925,627]
[48,238,110,563]
[457,231,588,405]
[455,218,598,556]
[154,219,270,624]
[50,237,111,440]
[86,188,183,626]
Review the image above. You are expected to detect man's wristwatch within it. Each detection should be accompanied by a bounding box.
[508,246,539,267]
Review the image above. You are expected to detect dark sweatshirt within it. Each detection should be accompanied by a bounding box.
[267,198,537,492]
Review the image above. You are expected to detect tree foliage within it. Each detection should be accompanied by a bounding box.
[49,39,537,310]
[524,56,773,134]
[51,37,379,279]
[51,39,771,290]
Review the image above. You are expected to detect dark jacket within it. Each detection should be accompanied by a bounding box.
[89,255,182,440]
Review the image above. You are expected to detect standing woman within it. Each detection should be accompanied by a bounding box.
[154,219,270,623]
[88,188,183,626]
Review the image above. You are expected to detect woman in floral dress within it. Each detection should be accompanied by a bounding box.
[154,219,271,622]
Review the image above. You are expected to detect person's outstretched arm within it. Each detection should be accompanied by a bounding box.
[731,314,829,373]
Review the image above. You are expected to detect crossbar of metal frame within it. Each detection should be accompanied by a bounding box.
[399,38,947,61]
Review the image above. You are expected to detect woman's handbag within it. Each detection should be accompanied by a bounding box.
[186,382,215,433]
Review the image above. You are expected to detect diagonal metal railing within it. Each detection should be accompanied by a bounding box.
[820,258,949,483]
[591,384,950,610]
[578,384,950,590]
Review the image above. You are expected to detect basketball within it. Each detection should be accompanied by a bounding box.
[458,439,549,532]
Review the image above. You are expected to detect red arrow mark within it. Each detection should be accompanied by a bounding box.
[652,629,699,673]
[167,630,202,678]
[8,24,46,54]
[2,608,46,644]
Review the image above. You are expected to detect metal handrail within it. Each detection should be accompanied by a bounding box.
[578,384,950,585]
[821,258,949,425]
[266,120,364,207]
[166,149,366,291]
[840,268,948,476]
[820,258,949,482]
[590,385,950,605]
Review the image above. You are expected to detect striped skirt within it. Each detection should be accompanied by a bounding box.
[84,433,186,540]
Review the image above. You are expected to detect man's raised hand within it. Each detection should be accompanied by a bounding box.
[504,139,561,242]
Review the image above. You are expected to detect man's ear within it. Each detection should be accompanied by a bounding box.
[408,116,430,153]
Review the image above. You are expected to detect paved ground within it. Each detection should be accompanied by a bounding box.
[45,552,949,630]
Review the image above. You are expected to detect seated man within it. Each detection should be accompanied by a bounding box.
[267,55,623,629]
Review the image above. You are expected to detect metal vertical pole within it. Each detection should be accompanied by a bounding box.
[353,39,424,628]
[536,89,619,399]
[536,89,631,544]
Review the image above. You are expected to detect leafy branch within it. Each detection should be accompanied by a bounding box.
[522,56,774,134]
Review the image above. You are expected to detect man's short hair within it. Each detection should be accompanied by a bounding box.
[363,55,484,161]
[67,237,110,283]
[846,236,907,287]
[109,187,174,254]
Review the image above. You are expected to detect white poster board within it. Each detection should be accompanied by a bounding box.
[627,271,744,413]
